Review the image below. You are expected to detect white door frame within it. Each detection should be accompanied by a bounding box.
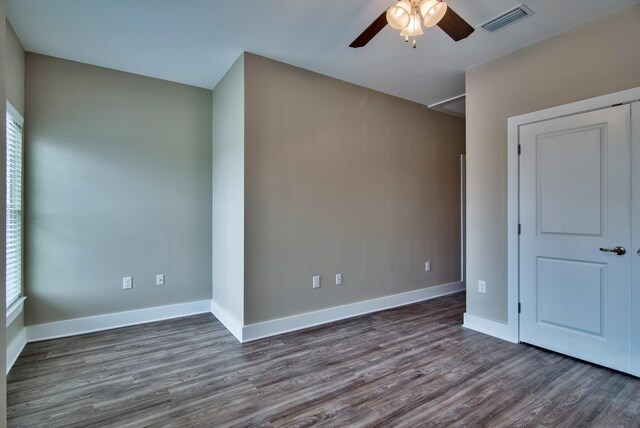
[461,154,466,284]
[505,87,640,345]
[632,101,640,376]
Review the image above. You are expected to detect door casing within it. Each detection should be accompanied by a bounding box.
[632,102,640,376]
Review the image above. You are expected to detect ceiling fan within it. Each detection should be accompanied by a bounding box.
[350,0,474,48]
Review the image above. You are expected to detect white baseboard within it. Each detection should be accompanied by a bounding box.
[6,326,27,374]
[463,312,519,343]
[12,282,466,366]
[241,281,465,343]
[26,300,211,342]
[210,300,244,342]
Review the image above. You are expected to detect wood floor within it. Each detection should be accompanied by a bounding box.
[7,292,640,427]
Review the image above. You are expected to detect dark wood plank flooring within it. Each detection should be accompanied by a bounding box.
[7,292,640,427]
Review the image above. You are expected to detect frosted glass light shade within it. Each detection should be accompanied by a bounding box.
[400,13,424,36]
[386,0,412,30]
[420,0,447,27]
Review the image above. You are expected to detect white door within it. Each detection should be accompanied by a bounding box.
[519,104,632,373]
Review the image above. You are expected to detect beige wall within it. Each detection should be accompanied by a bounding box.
[212,54,245,324]
[25,54,213,325]
[244,53,465,324]
[6,19,23,115]
[5,18,24,359]
[466,6,640,323]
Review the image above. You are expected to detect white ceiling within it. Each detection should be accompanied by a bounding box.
[7,0,640,106]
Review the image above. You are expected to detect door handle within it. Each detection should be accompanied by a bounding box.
[599,246,626,256]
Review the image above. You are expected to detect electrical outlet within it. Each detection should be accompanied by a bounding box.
[425,261,431,272]
[123,276,133,290]
[336,273,342,285]
[156,274,165,286]
[478,280,487,294]
[313,275,320,289]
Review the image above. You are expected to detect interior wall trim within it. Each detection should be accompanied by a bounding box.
[462,312,518,343]
[6,327,27,374]
[210,300,244,342]
[11,281,465,368]
[26,300,212,343]
[241,281,465,343]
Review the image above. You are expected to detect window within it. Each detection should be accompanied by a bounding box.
[6,103,23,309]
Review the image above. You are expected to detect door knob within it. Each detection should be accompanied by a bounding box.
[599,246,626,256]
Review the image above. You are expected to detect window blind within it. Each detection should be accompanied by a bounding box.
[6,106,23,309]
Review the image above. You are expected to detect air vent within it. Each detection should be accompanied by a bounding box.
[481,4,534,33]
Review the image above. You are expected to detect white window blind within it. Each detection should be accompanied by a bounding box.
[6,104,23,309]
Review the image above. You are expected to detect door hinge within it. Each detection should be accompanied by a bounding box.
[518,144,521,155]
[518,303,521,314]
[518,224,521,235]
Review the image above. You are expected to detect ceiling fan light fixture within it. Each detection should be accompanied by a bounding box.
[349,0,474,49]
[399,13,424,37]
[420,0,448,27]
[386,0,412,30]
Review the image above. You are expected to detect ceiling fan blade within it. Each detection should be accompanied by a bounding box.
[437,6,475,41]
[349,10,388,48]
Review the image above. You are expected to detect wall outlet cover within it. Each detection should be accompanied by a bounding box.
[336,273,342,285]
[478,280,487,294]
[313,275,320,289]
[123,276,133,290]
[156,274,165,286]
